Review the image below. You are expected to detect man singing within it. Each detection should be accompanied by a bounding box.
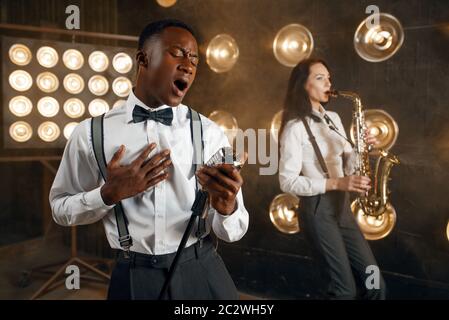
[50,19,249,300]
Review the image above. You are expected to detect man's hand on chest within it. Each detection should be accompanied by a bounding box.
[100,143,173,205]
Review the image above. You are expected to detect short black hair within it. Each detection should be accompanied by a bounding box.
[138,19,196,50]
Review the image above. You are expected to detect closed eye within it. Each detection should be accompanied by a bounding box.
[168,48,198,67]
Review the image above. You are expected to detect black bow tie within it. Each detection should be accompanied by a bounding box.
[132,105,173,126]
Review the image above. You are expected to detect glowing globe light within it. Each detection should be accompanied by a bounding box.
[269,193,300,234]
[37,97,59,117]
[354,13,404,62]
[63,98,85,118]
[9,96,33,117]
[88,75,109,96]
[9,70,33,92]
[36,71,59,93]
[270,110,284,143]
[156,0,177,7]
[63,73,85,94]
[89,99,109,117]
[9,44,32,66]
[208,110,239,143]
[38,121,60,142]
[206,34,239,73]
[9,121,33,142]
[112,77,132,97]
[112,52,133,74]
[36,46,58,68]
[350,109,399,155]
[88,51,109,72]
[63,49,84,70]
[63,122,79,140]
[113,100,126,109]
[273,24,314,67]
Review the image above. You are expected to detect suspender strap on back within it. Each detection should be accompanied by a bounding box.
[302,117,330,179]
[91,115,132,252]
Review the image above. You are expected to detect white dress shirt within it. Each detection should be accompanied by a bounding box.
[50,90,249,255]
[279,105,357,197]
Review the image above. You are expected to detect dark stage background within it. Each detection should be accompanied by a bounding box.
[0,0,448,299]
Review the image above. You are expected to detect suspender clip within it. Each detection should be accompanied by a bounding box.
[119,235,132,258]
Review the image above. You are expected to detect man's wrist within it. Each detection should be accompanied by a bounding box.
[100,184,118,206]
[216,200,238,216]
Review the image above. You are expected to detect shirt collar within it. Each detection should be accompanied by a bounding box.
[310,104,326,120]
[125,89,175,124]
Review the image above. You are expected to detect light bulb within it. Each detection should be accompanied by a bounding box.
[63,98,85,118]
[37,46,58,68]
[88,75,109,96]
[63,73,84,94]
[9,121,33,142]
[38,121,60,142]
[37,97,59,117]
[88,51,109,72]
[88,99,109,117]
[9,44,32,66]
[9,96,33,117]
[36,72,59,93]
[112,52,133,74]
[9,70,33,92]
[63,49,84,70]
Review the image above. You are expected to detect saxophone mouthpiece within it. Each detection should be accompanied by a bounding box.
[327,89,339,97]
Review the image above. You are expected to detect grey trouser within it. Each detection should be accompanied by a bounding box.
[107,235,239,300]
[299,191,386,299]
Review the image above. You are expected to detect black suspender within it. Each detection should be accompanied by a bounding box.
[189,108,207,240]
[302,117,330,179]
[91,115,132,254]
[90,108,205,254]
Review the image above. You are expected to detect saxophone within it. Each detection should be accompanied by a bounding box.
[329,90,400,217]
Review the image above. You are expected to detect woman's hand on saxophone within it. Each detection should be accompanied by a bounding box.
[364,128,379,146]
[326,175,371,194]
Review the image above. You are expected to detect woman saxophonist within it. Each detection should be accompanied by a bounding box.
[278,58,386,300]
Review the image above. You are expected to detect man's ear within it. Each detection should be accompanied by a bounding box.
[136,50,149,68]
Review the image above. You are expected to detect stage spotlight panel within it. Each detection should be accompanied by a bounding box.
[2,36,135,149]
